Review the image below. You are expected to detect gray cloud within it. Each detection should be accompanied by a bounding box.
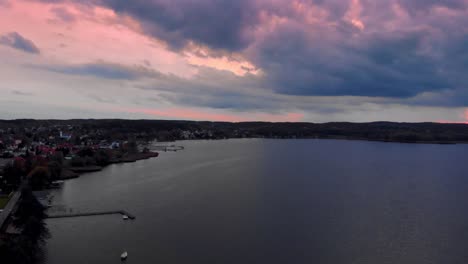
[32,0,259,51]
[0,32,40,54]
[87,94,116,103]
[11,90,34,96]
[100,0,257,51]
[75,0,468,103]
[35,62,161,80]
[50,7,76,23]
[26,0,468,108]
[397,0,467,13]
[254,25,453,98]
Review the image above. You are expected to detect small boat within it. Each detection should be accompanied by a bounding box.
[52,180,65,184]
[50,181,65,188]
[121,251,128,260]
[122,215,129,220]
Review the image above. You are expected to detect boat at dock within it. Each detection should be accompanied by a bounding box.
[50,180,65,188]
[121,251,128,260]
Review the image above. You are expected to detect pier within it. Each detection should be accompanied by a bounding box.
[46,210,136,220]
[151,145,184,152]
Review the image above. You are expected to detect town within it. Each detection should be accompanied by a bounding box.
[2,119,468,191]
[0,122,164,263]
[0,123,163,190]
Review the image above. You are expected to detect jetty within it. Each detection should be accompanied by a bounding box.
[47,210,136,220]
[151,145,184,152]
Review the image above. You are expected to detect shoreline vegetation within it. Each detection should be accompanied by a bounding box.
[0,143,160,189]
[1,119,468,145]
[64,151,160,179]
[0,140,159,262]
[0,187,49,264]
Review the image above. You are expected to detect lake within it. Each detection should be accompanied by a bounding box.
[45,139,468,264]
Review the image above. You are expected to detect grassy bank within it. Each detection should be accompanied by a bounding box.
[58,151,159,180]
[0,196,10,209]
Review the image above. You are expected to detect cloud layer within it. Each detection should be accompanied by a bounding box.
[47,0,468,101]
[1,0,468,122]
[0,32,40,54]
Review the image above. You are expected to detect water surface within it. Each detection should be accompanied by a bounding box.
[45,139,468,264]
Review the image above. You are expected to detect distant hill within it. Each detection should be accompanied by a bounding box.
[0,119,467,144]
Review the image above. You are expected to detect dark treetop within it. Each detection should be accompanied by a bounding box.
[1,119,468,144]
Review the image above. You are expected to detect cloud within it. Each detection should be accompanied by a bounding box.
[73,0,467,101]
[0,0,11,8]
[35,62,161,80]
[16,0,468,109]
[86,94,116,103]
[396,0,467,13]
[11,90,34,96]
[30,0,259,51]
[132,65,353,115]
[247,0,468,101]
[50,6,76,23]
[102,0,257,51]
[122,107,304,122]
[36,61,296,112]
[0,32,40,54]
[254,24,452,98]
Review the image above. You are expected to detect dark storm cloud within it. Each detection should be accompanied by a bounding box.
[0,32,40,54]
[98,0,257,51]
[247,0,468,101]
[32,0,260,51]
[253,24,453,98]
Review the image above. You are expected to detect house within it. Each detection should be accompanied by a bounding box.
[59,131,72,141]
[110,141,120,149]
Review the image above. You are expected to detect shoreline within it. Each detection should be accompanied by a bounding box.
[59,151,159,180]
[164,136,468,145]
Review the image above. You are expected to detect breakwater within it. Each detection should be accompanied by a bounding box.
[151,145,184,152]
[47,210,135,220]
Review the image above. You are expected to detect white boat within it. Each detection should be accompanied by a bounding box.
[121,251,128,260]
[122,215,129,220]
[51,180,65,184]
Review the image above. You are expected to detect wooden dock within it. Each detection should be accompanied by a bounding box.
[151,145,184,152]
[47,210,135,220]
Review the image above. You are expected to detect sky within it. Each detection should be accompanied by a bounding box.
[1,0,468,123]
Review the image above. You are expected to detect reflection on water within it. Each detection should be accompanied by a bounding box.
[45,139,468,264]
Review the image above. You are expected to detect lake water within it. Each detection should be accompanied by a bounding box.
[45,139,468,264]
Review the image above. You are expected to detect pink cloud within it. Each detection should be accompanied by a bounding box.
[122,107,303,122]
[0,0,196,76]
[0,0,262,78]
